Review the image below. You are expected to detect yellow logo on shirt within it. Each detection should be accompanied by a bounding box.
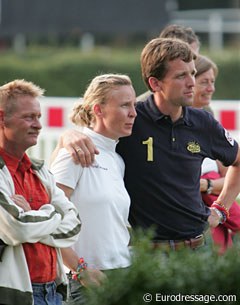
[187,141,201,153]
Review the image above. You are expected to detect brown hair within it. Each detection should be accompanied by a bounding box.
[195,55,218,78]
[141,38,196,91]
[70,73,132,127]
[0,79,44,116]
[159,24,200,48]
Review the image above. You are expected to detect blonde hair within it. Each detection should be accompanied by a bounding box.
[0,79,44,116]
[70,74,132,127]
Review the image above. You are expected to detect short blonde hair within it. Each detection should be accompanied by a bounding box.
[0,79,44,116]
[70,74,132,127]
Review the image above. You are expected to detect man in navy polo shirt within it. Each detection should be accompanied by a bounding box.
[56,38,240,250]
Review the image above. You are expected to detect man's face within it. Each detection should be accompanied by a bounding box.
[159,58,196,107]
[1,95,42,155]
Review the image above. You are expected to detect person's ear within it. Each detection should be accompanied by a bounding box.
[148,77,162,92]
[93,104,103,117]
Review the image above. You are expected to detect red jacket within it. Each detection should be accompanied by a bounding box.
[201,171,240,253]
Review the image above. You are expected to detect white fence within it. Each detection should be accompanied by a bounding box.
[27,97,240,166]
[169,8,240,51]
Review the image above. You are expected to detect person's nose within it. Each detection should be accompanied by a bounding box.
[33,117,42,130]
[187,74,195,88]
[206,82,215,93]
[129,105,137,118]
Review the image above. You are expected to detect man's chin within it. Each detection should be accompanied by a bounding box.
[27,140,38,149]
[183,100,194,107]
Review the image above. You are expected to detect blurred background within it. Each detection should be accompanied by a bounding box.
[0,0,239,162]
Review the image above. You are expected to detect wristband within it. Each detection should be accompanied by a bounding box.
[71,257,88,281]
[211,201,230,222]
[212,207,225,224]
[205,179,213,194]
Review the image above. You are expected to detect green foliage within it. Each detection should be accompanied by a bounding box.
[206,49,240,100]
[0,47,142,97]
[0,47,238,99]
[85,229,240,305]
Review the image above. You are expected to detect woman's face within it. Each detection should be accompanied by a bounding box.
[194,68,215,108]
[94,85,137,140]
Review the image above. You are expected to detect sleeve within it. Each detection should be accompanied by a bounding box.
[50,148,83,189]
[38,166,81,248]
[0,166,81,248]
[207,115,238,166]
[0,191,62,246]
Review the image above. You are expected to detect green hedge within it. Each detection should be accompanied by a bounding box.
[84,230,240,305]
[0,47,239,99]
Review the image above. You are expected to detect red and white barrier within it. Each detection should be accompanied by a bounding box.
[211,100,240,143]
[28,97,78,165]
[27,97,240,165]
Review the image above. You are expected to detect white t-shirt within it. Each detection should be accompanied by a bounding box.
[201,157,218,175]
[51,127,131,270]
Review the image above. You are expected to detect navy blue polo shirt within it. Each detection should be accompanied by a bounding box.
[117,95,238,240]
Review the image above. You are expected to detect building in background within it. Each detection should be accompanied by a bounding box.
[0,0,239,51]
[170,8,240,50]
[0,0,170,50]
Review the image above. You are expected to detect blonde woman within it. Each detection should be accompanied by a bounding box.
[51,74,137,304]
